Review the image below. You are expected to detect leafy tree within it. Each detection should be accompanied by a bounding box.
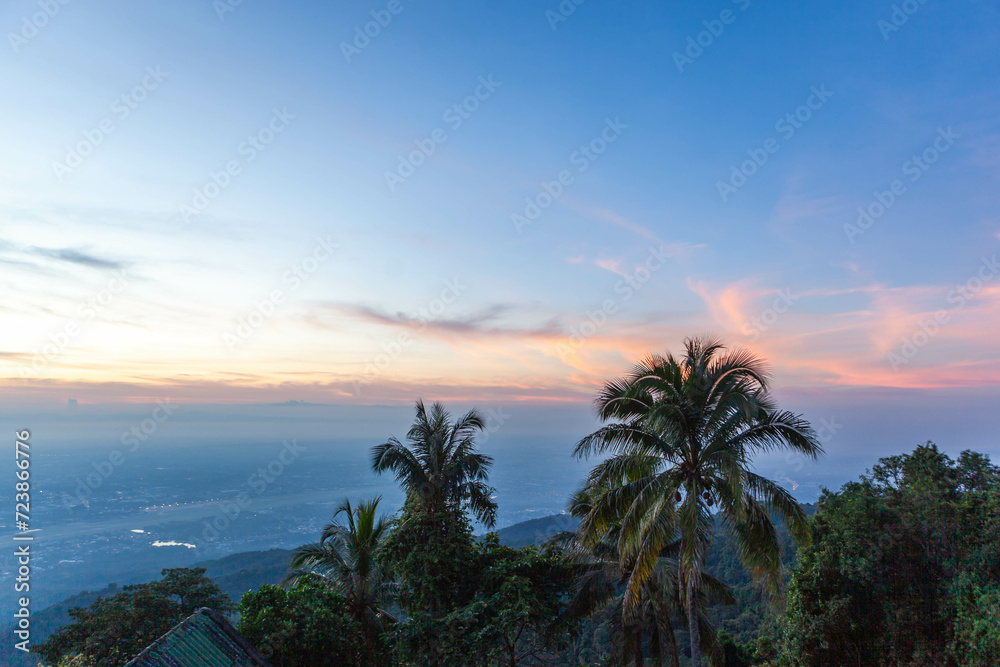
[784,443,1000,665]
[378,500,480,621]
[372,399,497,527]
[950,573,1000,665]
[574,338,822,666]
[470,535,578,666]
[379,513,502,666]
[34,568,232,667]
[711,630,754,667]
[372,400,497,619]
[371,400,504,664]
[390,604,482,667]
[287,496,395,663]
[387,535,577,667]
[237,581,366,666]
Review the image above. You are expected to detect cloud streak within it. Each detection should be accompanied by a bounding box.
[309,301,565,340]
[29,246,125,270]
[0,240,126,271]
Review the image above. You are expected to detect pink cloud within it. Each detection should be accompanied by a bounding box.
[688,272,1000,390]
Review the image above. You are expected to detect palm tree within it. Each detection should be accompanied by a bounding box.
[286,496,395,662]
[574,337,823,666]
[559,483,733,666]
[371,399,497,527]
[566,543,673,666]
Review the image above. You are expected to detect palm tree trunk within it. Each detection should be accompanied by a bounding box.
[685,573,701,667]
[664,615,680,667]
[634,627,643,667]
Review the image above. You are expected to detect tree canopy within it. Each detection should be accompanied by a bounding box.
[34,568,232,667]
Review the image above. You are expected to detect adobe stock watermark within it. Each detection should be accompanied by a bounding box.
[340,0,407,63]
[477,406,511,445]
[66,400,177,508]
[352,278,467,395]
[741,289,798,341]
[8,0,74,53]
[774,416,842,491]
[197,439,306,543]
[717,85,833,202]
[213,0,246,21]
[843,127,959,244]
[20,270,130,378]
[545,0,588,31]
[52,66,169,181]
[225,236,338,350]
[179,107,295,223]
[673,0,752,73]
[384,75,502,192]
[877,0,929,41]
[886,254,998,370]
[511,117,628,234]
[555,245,672,360]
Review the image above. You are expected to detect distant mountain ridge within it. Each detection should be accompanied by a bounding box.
[489,513,580,548]
[195,547,295,603]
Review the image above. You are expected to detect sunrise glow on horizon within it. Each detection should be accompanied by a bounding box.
[2,1,998,411]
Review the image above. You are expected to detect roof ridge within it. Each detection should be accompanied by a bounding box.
[123,606,272,666]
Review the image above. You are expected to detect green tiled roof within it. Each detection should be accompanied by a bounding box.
[125,608,271,667]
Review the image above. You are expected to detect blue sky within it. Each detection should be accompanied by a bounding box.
[2,0,999,475]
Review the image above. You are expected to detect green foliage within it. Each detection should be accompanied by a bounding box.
[387,535,578,666]
[470,535,578,665]
[574,337,823,666]
[195,547,294,602]
[711,630,754,667]
[237,581,366,666]
[557,517,739,667]
[704,508,808,649]
[378,500,479,619]
[372,399,498,526]
[370,396,581,665]
[33,568,232,667]
[784,443,1000,666]
[390,608,482,666]
[287,496,395,663]
[40,654,91,667]
[950,573,1000,664]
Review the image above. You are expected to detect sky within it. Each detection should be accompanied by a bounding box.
[2,0,999,474]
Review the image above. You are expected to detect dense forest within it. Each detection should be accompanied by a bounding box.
[33,341,1000,665]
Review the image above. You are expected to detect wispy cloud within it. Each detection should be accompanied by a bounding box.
[29,246,125,270]
[0,240,126,270]
[308,302,564,340]
[770,191,849,225]
[595,257,625,276]
[575,206,706,258]
[689,274,1000,389]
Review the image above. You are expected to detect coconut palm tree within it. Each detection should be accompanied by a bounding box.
[371,399,497,527]
[558,483,733,666]
[286,496,395,663]
[574,337,823,666]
